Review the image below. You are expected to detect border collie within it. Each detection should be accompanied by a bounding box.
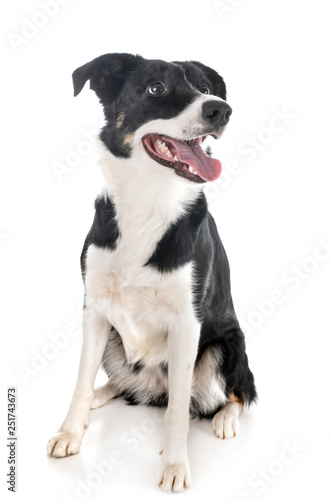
[47,53,257,493]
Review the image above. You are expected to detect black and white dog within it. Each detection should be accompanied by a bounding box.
[47,53,257,493]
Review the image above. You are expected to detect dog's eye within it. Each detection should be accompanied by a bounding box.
[201,84,210,95]
[147,83,165,95]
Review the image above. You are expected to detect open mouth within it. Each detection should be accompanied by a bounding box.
[142,134,222,183]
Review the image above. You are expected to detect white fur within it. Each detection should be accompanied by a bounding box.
[85,244,197,366]
[47,309,110,457]
[212,401,241,439]
[91,378,120,409]
[97,140,202,266]
[192,347,227,413]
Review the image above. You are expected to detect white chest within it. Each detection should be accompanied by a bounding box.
[84,244,195,366]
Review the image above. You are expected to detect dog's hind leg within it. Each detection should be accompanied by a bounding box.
[47,308,110,458]
[91,377,120,409]
[211,324,257,439]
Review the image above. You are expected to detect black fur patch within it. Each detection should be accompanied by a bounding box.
[80,194,119,277]
[160,362,168,376]
[205,145,212,156]
[132,361,144,373]
[123,391,168,408]
[145,192,208,272]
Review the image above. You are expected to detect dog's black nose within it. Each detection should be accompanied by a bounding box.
[202,100,232,127]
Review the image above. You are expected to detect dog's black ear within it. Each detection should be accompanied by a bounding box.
[72,53,140,102]
[188,61,227,100]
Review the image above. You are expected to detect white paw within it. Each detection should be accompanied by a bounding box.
[158,461,192,493]
[91,391,109,410]
[91,381,119,410]
[47,430,83,458]
[212,403,240,440]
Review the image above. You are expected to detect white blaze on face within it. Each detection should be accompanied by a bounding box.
[124,94,227,184]
[131,94,226,152]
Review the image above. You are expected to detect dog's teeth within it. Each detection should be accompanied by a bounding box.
[174,155,179,161]
[157,139,162,146]
[187,166,198,175]
[160,141,169,154]
[166,150,173,158]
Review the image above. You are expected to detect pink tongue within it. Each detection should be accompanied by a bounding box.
[168,138,222,181]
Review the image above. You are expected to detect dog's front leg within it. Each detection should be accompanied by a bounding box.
[158,317,200,493]
[47,308,109,458]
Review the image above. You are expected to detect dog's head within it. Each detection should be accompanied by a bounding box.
[73,53,231,184]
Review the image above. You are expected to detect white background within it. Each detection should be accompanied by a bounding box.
[1,0,330,498]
